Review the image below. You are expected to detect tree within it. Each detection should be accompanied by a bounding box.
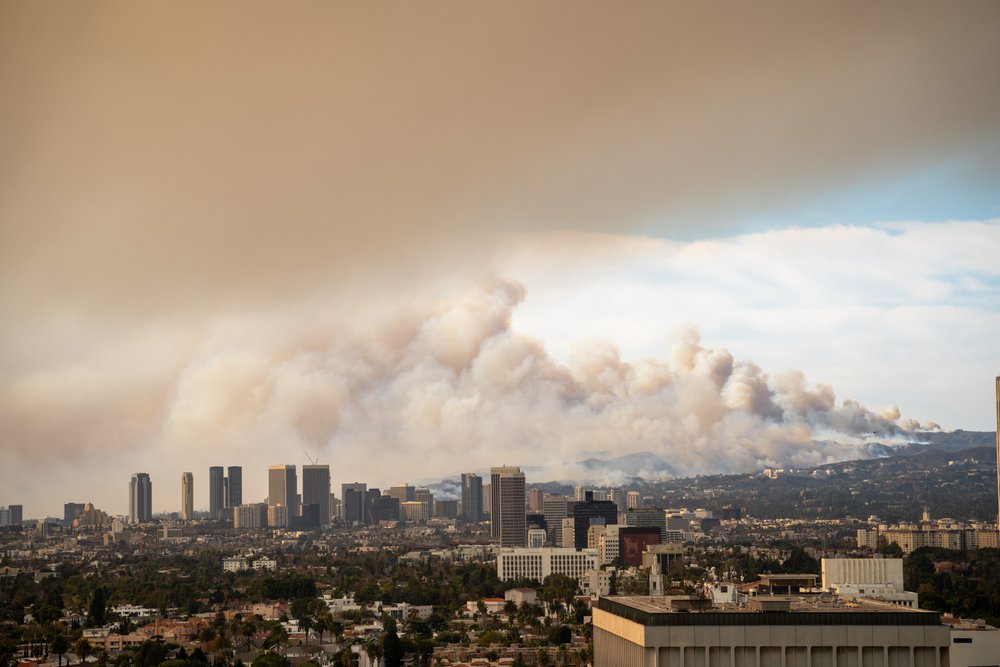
[87,588,107,628]
[503,599,517,624]
[251,652,291,667]
[73,638,93,665]
[536,649,551,667]
[51,634,70,667]
[262,626,288,651]
[364,637,383,667]
[381,618,403,667]
[314,610,334,645]
[291,598,316,645]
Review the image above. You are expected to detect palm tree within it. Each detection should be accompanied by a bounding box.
[314,611,334,645]
[364,637,383,667]
[74,638,93,665]
[503,600,517,625]
[51,633,70,667]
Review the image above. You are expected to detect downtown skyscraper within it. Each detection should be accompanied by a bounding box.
[129,472,152,524]
[341,482,367,526]
[302,464,331,527]
[268,465,297,527]
[491,466,526,547]
[209,466,226,519]
[227,466,242,509]
[180,472,193,521]
[461,473,483,522]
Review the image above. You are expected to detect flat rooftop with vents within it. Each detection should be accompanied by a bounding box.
[593,595,950,667]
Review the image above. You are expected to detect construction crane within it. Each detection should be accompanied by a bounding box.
[302,450,318,465]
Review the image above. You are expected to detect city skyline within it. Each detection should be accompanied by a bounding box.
[2,3,999,517]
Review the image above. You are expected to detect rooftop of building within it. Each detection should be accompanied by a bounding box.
[597,595,941,627]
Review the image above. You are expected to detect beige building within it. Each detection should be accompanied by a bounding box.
[496,547,599,581]
[821,557,917,608]
[594,595,951,667]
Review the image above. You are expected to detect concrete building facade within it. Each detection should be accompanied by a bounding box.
[594,596,951,667]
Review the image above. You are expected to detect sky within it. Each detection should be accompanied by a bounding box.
[1,2,999,518]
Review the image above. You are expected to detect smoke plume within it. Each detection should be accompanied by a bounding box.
[0,279,932,511]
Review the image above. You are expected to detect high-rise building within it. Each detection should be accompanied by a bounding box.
[341,483,367,526]
[209,466,226,519]
[302,464,331,526]
[461,473,483,522]
[995,376,999,529]
[268,465,297,527]
[542,493,568,546]
[64,502,85,526]
[180,472,194,521]
[529,488,544,512]
[370,495,400,522]
[610,488,626,512]
[491,465,526,547]
[0,505,23,527]
[234,503,268,529]
[626,506,667,542]
[626,491,640,509]
[571,491,619,549]
[415,488,434,516]
[227,466,242,509]
[389,484,415,503]
[483,482,491,517]
[129,473,152,524]
[435,499,459,519]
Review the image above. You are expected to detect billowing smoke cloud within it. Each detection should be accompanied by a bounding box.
[0,279,933,513]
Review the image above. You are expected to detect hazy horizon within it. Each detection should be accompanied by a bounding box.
[2,2,999,517]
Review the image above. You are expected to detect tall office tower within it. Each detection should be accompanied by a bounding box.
[64,502,85,526]
[995,376,999,529]
[302,464,331,526]
[574,485,588,501]
[571,491,618,549]
[8,505,23,526]
[129,473,152,524]
[180,473,194,521]
[610,488,626,512]
[491,466,526,547]
[389,484,415,503]
[461,473,483,522]
[267,465,297,525]
[542,493,568,546]
[209,466,226,519]
[627,491,640,509]
[483,482,492,517]
[529,488,544,512]
[227,466,243,509]
[341,483,367,526]
[415,488,434,516]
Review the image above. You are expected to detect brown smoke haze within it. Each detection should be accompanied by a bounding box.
[1,2,998,513]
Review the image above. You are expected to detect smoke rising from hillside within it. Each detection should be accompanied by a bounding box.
[1,279,934,507]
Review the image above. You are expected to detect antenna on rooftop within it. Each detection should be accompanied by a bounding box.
[303,450,318,465]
